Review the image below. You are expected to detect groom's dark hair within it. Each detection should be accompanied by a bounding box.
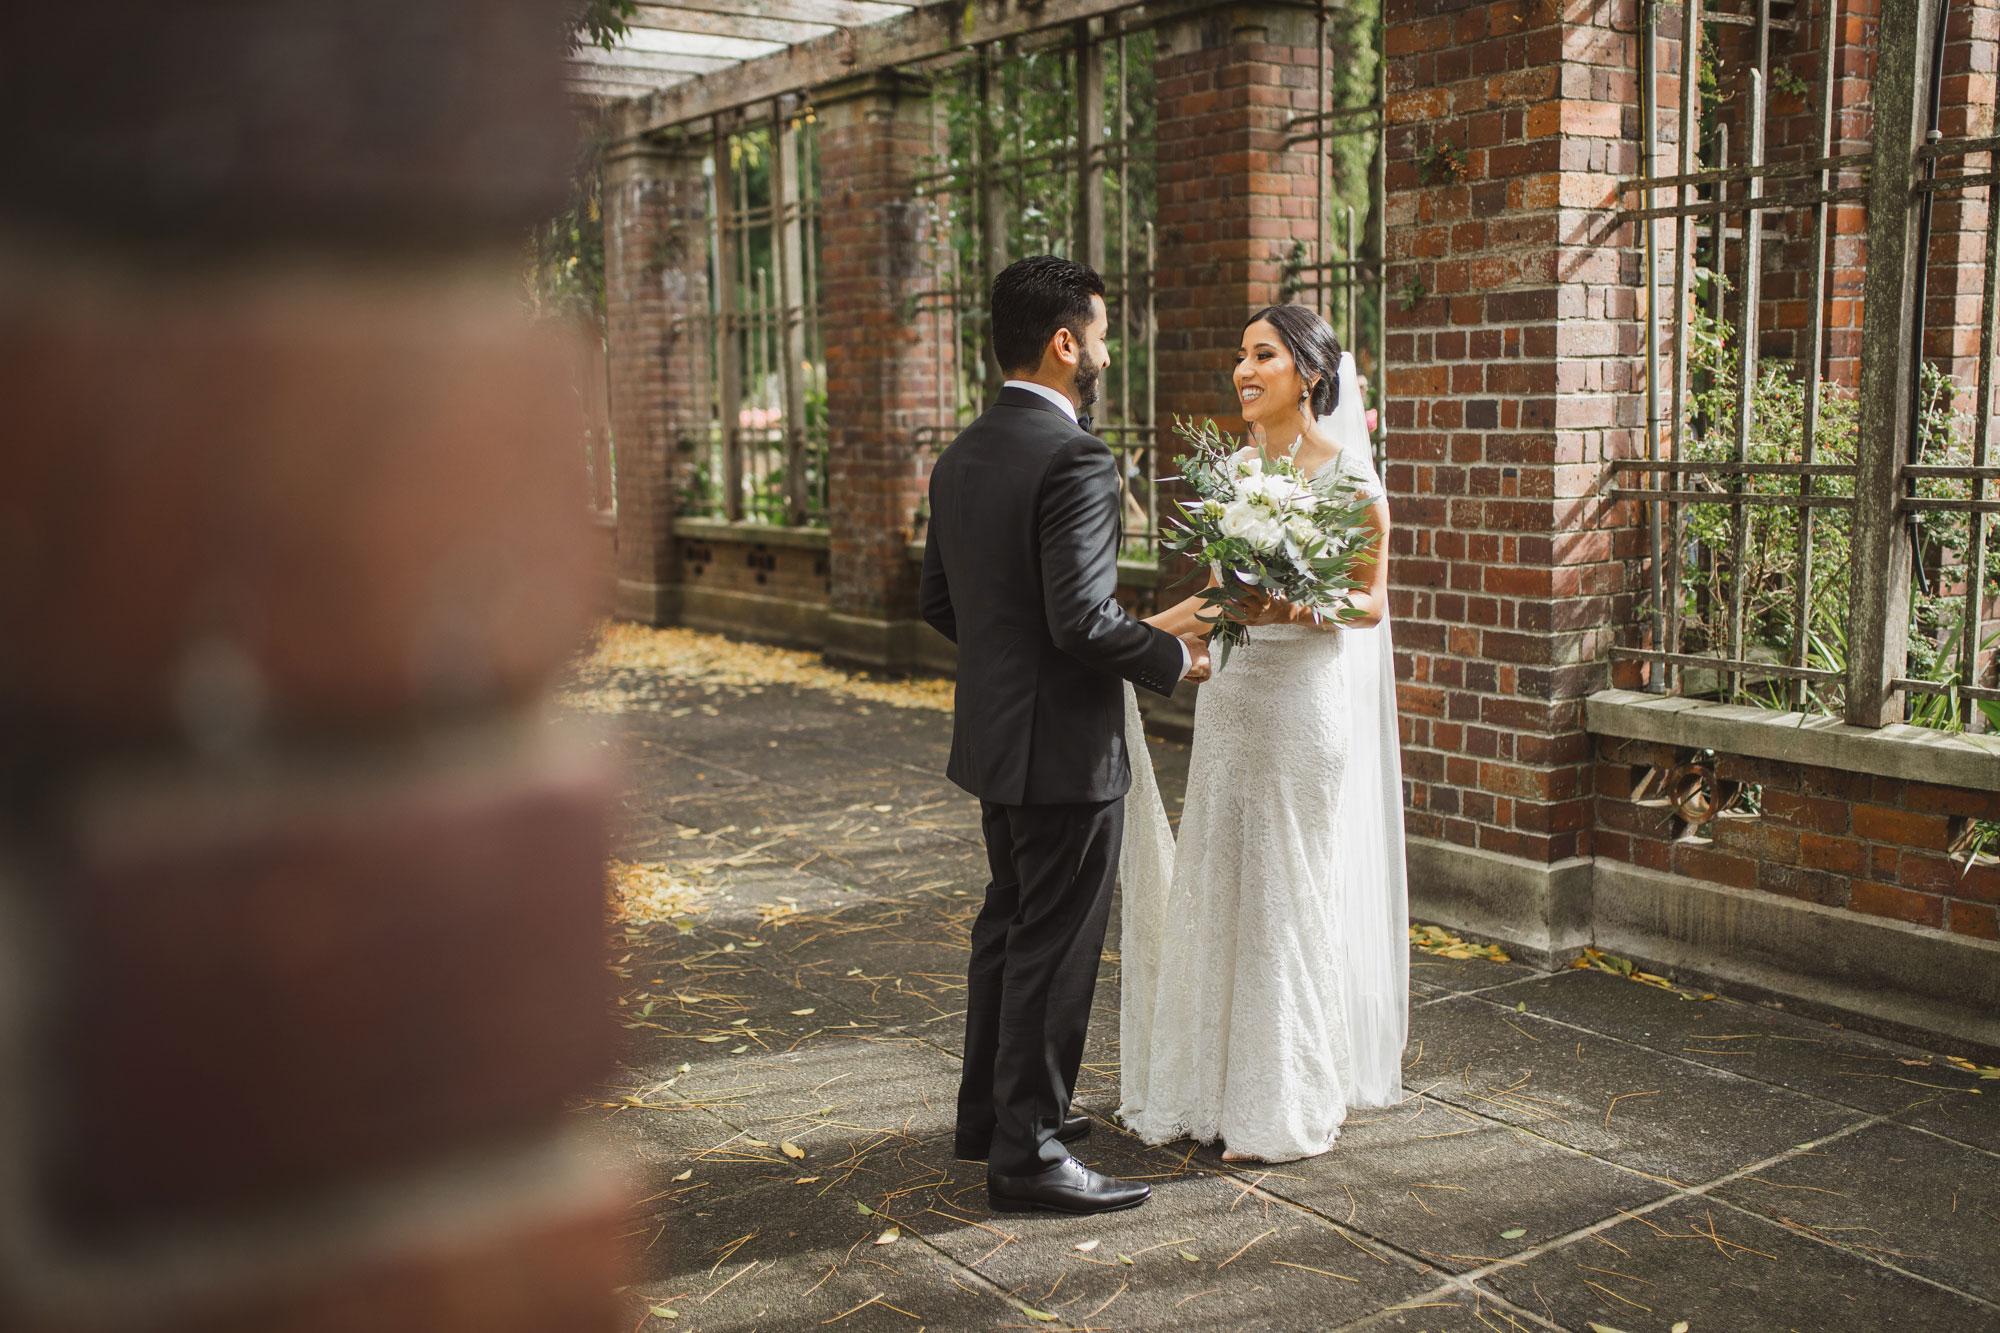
[990,256,1105,376]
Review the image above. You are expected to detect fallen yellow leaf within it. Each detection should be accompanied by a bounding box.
[781,1141,805,1159]
[671,1169,693,1182]
[874,1226,900,1245]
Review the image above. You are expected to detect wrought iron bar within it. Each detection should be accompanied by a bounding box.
[1667,0,1702,695]
[1609,647,1842,682]
[1643,0,1664,690]
[1789,0,1840,709]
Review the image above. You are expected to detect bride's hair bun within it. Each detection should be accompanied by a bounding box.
[1244,305,1341,418]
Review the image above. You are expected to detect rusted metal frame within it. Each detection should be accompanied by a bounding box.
[978,43,1008,393]
[1906,463,2000,478]
[1282,121,1383,149]
[1609,647,1842,682]
[1921,132,2000,159]
[1847,0,1943,726]
[1904,496,2000,513]
[1621,149,1875,192]
[1787,0,1840,707]
[1345,205,1359,350]
[1667,0,1703,694]
[1315,1,1329,320]
[1643,0,1665,690]
[1915,171,2000,194]
[711,119,745,521]
[1624,183,1869,223]
[1614,458,1855,476]
[1702,8,1797,28]
[1895,676,2000,700]
[1611,489,1855,509]
[1726,66,1768,703]
[1951,96,2000,722]
[1077,23,1106,274]
[1375,52,1388,466]
[1117,30,1132,446]
[769,102,807,523]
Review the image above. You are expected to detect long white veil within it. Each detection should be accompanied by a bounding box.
[1119,350,1409,1112]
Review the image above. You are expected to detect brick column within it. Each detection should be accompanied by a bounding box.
[815,70,953,670]
[605,132,712,625]
[1924,0,1999,398]
[1382,0,1643,961]
[1153,4,1326,448]
[0,4,624,1329]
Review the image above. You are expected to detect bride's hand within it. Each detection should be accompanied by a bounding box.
[1243,592,1300,627]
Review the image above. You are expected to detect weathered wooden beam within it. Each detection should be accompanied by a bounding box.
[630,5,837,46]
[619,0,1201,136]
[570,78,687,103]
[633,0,913,30]
[575,46,740,77]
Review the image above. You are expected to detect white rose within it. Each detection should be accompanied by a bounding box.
[1247,516,1286,551]
[1219,500,1261,540]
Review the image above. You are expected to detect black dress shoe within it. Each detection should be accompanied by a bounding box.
[988,1156,1150,1215]
[954,1114,1092,1161]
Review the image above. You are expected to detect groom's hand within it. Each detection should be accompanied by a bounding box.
[1179,633,1212,683]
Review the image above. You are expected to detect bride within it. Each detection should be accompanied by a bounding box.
[1118,304,1408,1163]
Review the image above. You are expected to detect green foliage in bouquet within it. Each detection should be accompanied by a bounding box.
[1161,416,1378,668]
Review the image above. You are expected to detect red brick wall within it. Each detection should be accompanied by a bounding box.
[1153,9,1325,459]
[1381,0,1644,866]
[1597,738,2000,940]
[816,72,955,630]
[606,135,712,621]
[0,4,626,1328]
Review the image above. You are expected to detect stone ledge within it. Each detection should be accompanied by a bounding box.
[1406,836,1594,968]
[677,518,829,551]
[1587,689,2000,793]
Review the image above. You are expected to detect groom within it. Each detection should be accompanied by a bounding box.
[920,256,1209,1215]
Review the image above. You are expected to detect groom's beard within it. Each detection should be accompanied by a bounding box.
[1072,354,1104,411]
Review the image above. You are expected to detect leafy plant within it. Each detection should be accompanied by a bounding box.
[1419,141,1469,185]
[1397,274,1428,311]
[1663,274,1997,728]
[568,0,638,53]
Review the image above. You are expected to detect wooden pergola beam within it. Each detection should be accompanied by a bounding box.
[619,0,1188,135]
[577,46,741,77]
[633,0,914,30]
[629,5,838,46]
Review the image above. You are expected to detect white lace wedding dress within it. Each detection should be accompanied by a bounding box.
[1117,352,1409,1161]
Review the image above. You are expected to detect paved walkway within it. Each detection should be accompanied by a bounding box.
[573,634,2000,1333]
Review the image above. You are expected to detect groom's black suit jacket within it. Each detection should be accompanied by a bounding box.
[920,387,1183,807]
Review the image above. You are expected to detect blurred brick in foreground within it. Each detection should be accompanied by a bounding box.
[0,3,626,1330]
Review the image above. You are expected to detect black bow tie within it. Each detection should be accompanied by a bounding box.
[1076,414,1094,433]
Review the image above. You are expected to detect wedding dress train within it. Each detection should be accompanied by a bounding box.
[1117,351,1409,1161]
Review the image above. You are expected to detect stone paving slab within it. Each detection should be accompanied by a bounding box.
[576,659,2000,1332]
[1484,1193,1996,1332]
[1712,1119,2000,1305]
[1410,996,1869,1186]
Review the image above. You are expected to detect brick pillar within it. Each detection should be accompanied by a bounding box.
[1382,0,1643,961]
[0,4,625,1329]
[1924,0,2000,399]
[1153,4,1326,451]
[815,70,953,670]
[605,132,712,625]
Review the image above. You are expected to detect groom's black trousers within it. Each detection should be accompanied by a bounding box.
[958,796,1123,1176]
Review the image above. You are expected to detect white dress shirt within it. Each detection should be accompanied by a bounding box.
[1003,379,1192,682]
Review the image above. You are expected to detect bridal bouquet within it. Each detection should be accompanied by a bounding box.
[1161,417,1376,665]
